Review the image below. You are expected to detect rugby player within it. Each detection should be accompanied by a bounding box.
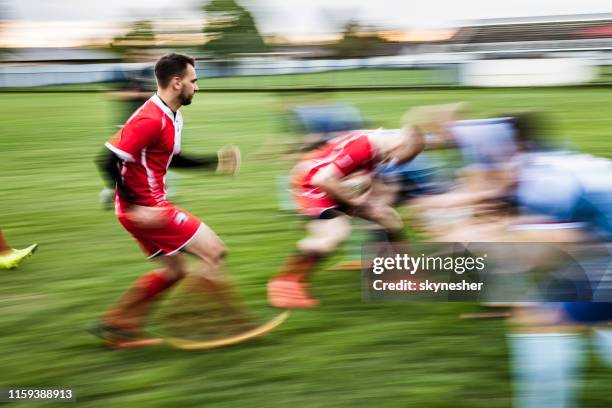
[91,53,241,344]
[268,127,424,308]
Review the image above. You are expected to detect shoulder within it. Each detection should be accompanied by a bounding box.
[125,104,165,132]
[329,131,370,149]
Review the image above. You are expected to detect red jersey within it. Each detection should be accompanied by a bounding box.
[297,131,377,187]
[105,94,183,209]
[291,131,377,217]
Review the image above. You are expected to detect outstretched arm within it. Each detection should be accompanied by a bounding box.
[171,146,241,175]
[170,153,218,169]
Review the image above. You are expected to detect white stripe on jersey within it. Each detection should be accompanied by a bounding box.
[173,111,183,155]
[105,142,135,162]
[141,148,166,205]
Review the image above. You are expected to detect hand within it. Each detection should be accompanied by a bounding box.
[216,145,241,176]
[125,205,170,229]
[99,188,114,210]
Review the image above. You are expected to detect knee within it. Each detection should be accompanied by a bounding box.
[160,267,186,283]
[297,232,348,255]
[217,245,228,262]
[297,237,337,255]
[210,243,228,265]
[297,217,351,255]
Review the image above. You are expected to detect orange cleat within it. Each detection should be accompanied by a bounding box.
[267,279,319,309]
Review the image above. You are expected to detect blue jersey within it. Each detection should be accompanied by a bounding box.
[450,118,517,169]
[516,152,612,323]
[517,152,612,239]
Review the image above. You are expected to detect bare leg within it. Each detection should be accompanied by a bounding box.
[183,224,247,319]
[269,215,352,308]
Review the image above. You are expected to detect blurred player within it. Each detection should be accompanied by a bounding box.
[268,127,424,308]
[115,49,157,124]
[91,53,241,345]
[0,227,37,269]
[416,115,612,407]
[400,104,612,406]
[408,107,550,239]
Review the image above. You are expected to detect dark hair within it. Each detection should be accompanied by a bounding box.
[495,111,552,151]
[154,53,196,88]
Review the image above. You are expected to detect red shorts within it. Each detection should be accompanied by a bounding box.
[293,186,339,218]
[291,166,339,218]
[117,205,202,258]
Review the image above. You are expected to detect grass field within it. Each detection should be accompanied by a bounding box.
[2,86,612,407]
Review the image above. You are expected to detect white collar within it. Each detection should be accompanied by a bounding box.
[151,94,177,122]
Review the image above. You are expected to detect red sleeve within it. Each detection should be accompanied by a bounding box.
[330,136,375,177]
[105,117,161,162]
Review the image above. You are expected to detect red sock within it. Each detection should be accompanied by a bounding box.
[136,270,179,300]
[274,253,322,283]
[104,270,183,330]
[0,229,11,253]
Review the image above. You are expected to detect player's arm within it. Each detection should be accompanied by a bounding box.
[403,103,465,149]
[98,116,161,205]
[170,153,217,169]
[394,126,425,164]
[96,148,135,203]
[171,146,241,176]
[310,165,367,207]
[311,137,376,207]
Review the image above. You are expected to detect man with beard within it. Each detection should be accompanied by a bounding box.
[91,53,242,346]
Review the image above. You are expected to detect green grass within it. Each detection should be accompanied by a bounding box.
[198,68,455,89]
[1,87,612,407]
[1,69,453,93]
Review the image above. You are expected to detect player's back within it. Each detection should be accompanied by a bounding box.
[298,131,376,182]
[303,131,372,163]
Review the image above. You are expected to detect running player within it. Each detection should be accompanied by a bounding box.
[268,127,424,308]
[91,53,241,345]
[0,227,37,269]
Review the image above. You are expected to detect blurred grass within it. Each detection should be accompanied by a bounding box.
[198,68,456,89]
[1,86,612,407]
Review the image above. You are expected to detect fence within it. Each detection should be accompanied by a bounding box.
[1,56,611,91]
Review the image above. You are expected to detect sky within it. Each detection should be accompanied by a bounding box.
[3,0,612,46]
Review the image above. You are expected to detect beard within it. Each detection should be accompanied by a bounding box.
[179,90,193,106]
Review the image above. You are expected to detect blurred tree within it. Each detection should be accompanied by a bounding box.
[202,0,266,57]
[331,20,389,58]
[112,20,156,51]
